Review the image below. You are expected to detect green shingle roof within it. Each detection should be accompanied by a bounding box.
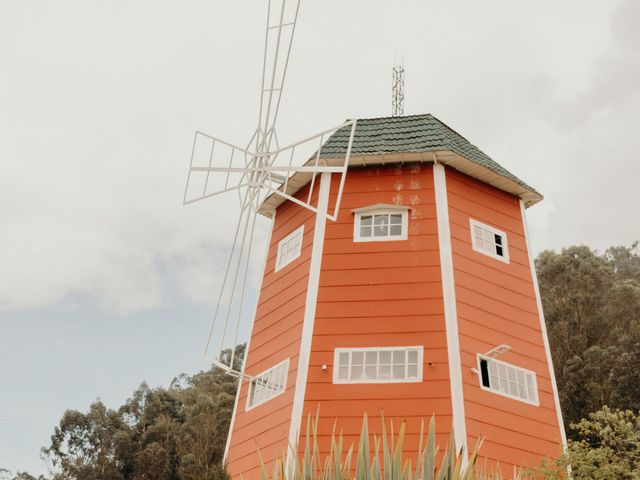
[320,113,540,197]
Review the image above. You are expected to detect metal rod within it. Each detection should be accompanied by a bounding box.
[183,131,199,205]
[202,139,216,196]
[328,120,357,221]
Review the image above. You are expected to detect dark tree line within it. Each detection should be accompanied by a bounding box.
[537,243,640,431]
[3,245,639,479]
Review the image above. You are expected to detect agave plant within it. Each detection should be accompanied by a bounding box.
[258,412,516,480]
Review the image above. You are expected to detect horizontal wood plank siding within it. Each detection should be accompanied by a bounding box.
[226,184,319,479]
[445,168,563,470]
[300,164,452,463]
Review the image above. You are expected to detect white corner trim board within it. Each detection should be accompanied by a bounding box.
[223,212,276,462]
[433,164,469,462]
[285,172,332,470]
[519,200,569,450]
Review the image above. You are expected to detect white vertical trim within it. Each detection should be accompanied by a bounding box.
[285,172,331,471]
[433,164,469,462]
[519,200,568,451]
[223,213,275,464]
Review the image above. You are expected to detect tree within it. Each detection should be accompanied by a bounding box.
[537,407,640,479]
[536,244,640,428]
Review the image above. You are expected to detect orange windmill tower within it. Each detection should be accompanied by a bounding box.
[183,1,567,478]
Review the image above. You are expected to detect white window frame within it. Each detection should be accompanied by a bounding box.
[469,219,509,263]
[476,355,539,406]
[246,358,290,411]
[333,346,423,384]
[275,225,304,272]
[353,205,409,242]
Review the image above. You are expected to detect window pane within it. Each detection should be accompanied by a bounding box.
[360,225,372,237]
[352,365,364,379]
[338,352,349,366]
[392,350,405,364]
[374,214,388,226]
[360,215,372,226]
[373,224,388,236]
[338,366,349,380]
[365,365,377,379]
[407,364,418,378]
[494,234,502,246]
[380,351,391,365]
[352,351,364,365]
[407,350,418,364]
[392,365,404,379]
[390,214,402,225]
[390,224,402,236]
[365,351,377,365]
[379,364,391,379]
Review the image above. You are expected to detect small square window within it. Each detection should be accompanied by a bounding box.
[275,225,304,272]
[354,207,408,242]
[246,358,289,410]
[469,219,509,263]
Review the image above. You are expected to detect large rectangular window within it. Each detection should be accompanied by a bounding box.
[470,219,509,263]
[478,356,538,405]
[246,358,289,410]
[275,225,304,272]
[333,347,423,384]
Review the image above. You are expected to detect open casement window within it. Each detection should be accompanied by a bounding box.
[275,225,304,272]
[477,356,539,405]
[353,204,409,242]
[333,347,423,384]
[246,358,289,410]
[469,219,509,263]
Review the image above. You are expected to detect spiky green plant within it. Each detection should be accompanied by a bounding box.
[258,412,525,480]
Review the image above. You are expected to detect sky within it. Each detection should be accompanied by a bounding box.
[1,0,639,475]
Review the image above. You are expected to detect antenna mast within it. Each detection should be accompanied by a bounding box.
[392,65,405,117]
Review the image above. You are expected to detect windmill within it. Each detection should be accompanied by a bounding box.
[183,0,357,377]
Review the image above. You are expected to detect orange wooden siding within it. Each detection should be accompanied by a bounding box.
[225,184,320,479]
[445,168,563,473]
[300,164,453,463]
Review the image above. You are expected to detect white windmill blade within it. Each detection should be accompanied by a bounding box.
[255,0,301,151]
[263,119,358,221]
[183,131,256,206]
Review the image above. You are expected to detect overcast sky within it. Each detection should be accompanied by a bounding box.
[1,0,639,475]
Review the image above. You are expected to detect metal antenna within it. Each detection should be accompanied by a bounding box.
[183,0,358,378]
[392,65,405,117]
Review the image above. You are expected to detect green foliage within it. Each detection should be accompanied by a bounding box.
[41,361,239,480]
[534,407,640,479]
[536,243,640,428]
[278,414,490,480]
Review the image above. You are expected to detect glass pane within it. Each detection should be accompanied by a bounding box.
[373,224,388,237]
[352,365,364,379]
[339,352,349,366]
[380,351,391,365]
[392,350,405,364]
[496,245,504,256]
[360,226,372,238]
[390,214,402,225]
[338,366,349,380]
[374,214,388,226]
[517,383,527,399]
[352,351,364,365]
[509,381,519,396]
[407,364,418,378]
[528,386,536,402]
[379,365,391,379]
[365,351,377,365]
[494,234,502,246]
[488,361,498,377]
[489,375,500,388]
[365,365,376,379]
[390,224,402,236]
[407,350,418,364]
[360,215,372,226]
[392,365,405,379]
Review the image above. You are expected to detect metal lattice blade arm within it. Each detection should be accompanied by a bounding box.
[183,131,257,206]
[255,0,301,150]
